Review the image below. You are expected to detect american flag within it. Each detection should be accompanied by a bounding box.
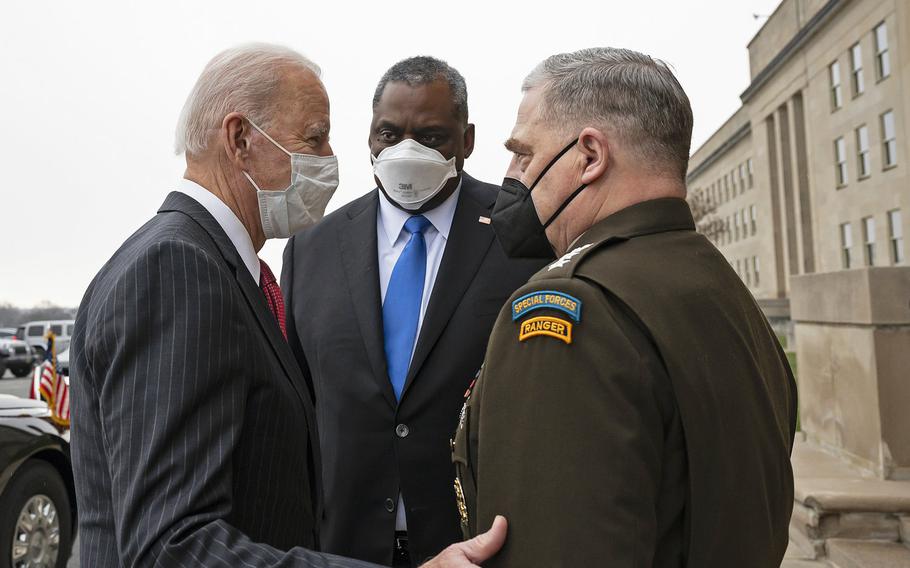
[29,357,70,427]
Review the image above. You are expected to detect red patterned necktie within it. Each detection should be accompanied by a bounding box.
[259,259,287,340]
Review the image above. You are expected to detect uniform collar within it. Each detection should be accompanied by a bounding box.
[378,178,462,245]
[574,197,695,249]
[175,178,261,285]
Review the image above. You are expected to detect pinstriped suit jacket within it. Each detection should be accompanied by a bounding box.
[70,192,380,567]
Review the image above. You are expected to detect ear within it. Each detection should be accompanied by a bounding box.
[463,123,476,159]
[222,112,252,169]
[577,126,609,185]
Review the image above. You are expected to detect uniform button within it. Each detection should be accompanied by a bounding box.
[384,498,395,513]
[396,424,410,438]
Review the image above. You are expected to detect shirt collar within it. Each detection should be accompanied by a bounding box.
[175,178,261,285]
[377,178,462,246]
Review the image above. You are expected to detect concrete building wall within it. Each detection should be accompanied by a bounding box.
[687,0,907,307]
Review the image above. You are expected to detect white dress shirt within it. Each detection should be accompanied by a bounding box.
[176,179,261,285]
[376,180,461,531]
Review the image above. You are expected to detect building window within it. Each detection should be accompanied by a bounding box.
[874,22,890,80]
[747,158,754,188]
[841,222,853,268]
[863,216,876,266]
[730,170,737,195]
[736,259,741,277]
[850,42,864,96]
[889,209,904,264]
[829,61,843,110]
[881,110,897,168]
[725,217,731,244]
[753,256,760,286]
[749,205,757,236]
[724,175,730,202]
[739,164,746,194]
[744,261,751,286]
[734,211,741,241]
[834,137,848,187]
[856,125,870,178]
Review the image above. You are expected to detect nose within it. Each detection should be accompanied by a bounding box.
[504,154,523,182]
[318,140,334,157]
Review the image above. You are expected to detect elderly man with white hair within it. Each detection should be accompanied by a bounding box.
[70,43,505,568]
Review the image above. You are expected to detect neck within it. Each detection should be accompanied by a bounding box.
[552,170,686,255]
[591,174,686,226]
[185,155,266,251]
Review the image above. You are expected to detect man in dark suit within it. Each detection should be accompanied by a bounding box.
[282,57,547,567]
[70,44,505,568]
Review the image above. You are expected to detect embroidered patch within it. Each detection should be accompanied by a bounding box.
[548,243,594,271]
[512,290,582,322]
[518,316,573,344]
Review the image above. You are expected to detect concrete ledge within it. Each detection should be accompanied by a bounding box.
[826,538,910,568]
[798,478,910,514]
[791,268,910,325]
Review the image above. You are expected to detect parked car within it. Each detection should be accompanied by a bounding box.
[0,329,34,378]
[0,394,76,567]
[16,321,75,360]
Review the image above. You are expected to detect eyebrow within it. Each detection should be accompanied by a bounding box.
[504,137,532,154]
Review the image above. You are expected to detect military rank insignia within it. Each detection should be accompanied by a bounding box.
[518,316,573,344]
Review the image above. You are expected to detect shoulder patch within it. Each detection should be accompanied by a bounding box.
[518,316,573,344]
[547,243,595,271]
[511,290,582,322]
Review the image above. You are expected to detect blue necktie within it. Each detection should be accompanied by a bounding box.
[383,215,432,401]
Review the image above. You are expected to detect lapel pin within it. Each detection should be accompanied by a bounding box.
[478,216,491,225]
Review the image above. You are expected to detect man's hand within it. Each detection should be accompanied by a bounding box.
[422,516,508,567]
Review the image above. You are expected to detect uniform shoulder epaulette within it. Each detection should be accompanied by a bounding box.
[538,236,627,279]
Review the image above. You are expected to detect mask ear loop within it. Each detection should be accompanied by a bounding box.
[528,138,579,191]
[246,117,292,157]
[543,183,589,229]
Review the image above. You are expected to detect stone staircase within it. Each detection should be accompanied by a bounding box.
[782,437,910,567]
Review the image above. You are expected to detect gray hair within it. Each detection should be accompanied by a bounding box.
[372,56,468,124]
[523,47,693,180]
[175,43,321,156]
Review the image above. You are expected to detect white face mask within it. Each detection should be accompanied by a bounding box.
[371,139,458,210]
[242,119,339,239]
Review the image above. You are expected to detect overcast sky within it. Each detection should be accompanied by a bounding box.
[1,0,780,307]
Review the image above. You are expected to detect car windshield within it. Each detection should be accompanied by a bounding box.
[0,330,14,338]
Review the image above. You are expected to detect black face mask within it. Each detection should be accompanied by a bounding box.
[491,138,589,259]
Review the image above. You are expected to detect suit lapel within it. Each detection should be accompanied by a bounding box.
[338,191,398,409]
[401,177,495,399]
[158,191,320,442]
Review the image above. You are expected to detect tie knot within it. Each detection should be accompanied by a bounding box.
[404,215,431,235]
[259,258,277,286]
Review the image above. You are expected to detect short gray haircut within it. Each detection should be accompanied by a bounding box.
[372,56,468,124]
[523,47,693,180]
[175,43,321,156]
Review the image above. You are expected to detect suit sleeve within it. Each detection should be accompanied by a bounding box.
[281,234,315,400]
[85,239,378,568]
[474,277,670,568]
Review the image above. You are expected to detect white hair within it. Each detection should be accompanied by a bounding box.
[175,43,321,156]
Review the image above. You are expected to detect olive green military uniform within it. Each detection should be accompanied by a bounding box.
[453,198,797,567]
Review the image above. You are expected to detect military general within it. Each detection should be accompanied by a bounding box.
[453,47,798,567]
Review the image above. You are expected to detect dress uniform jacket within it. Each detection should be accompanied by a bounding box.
[453,197,797,567]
